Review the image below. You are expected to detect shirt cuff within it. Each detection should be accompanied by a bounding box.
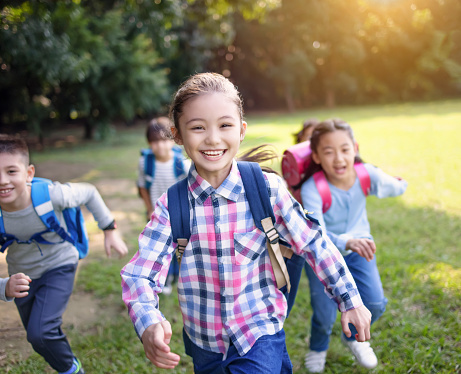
[337,291,364,313]
[0,278,14,302]
[133,308,166,340]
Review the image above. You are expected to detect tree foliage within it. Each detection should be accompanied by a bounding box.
[1,0,461,139]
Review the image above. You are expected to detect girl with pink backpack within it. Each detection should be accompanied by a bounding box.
[289,119,407,372]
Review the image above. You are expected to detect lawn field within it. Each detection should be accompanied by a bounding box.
[2,99,460,373]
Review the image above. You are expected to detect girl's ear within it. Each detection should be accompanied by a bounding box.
[354,141,359,155]
[26,164,35,183]
[240,121,247,142]
[171,126,183,145]
[312,152,321,165]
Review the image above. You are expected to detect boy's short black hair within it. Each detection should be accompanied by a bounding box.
[146,117,173,143]
[0,134,30,164]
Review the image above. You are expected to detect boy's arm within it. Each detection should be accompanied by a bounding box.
[1,273,31,301]
[51,182,128,258]
[103,228,128,258]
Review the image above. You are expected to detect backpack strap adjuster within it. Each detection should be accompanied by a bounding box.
[265,226,280,245]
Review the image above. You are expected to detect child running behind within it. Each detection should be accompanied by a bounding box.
[137,117,189,294]
[299,119,407,372]
[0,134,128,374]
[121,73,372,373]
[293,118,319,143]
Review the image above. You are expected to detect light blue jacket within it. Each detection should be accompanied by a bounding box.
[300,163,408,256]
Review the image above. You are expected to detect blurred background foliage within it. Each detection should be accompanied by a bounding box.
[1,0,460,141]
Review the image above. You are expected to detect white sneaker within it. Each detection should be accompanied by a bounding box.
[162,284,173,295]
[304,350,327,373]
[341,334,378,369]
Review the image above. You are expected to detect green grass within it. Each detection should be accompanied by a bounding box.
[4,99,461,373]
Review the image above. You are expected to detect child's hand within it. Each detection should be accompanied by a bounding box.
[341,305,371,342]
[142,321,181,369]
[103,230,129,258]
[346,238,376,261]
[6,273,31,299]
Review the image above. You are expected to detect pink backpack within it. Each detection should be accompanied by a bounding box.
[281,141,371,213]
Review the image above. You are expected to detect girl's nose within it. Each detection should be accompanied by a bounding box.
[205,128,220,145]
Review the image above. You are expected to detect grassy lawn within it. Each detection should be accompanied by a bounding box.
[4,99,460,373]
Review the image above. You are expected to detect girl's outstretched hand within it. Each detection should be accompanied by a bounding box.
[346,238,376,261]
[103,229,129,258]
[6,273,31,299]
[341,305,372,342]
[142,321,181,369]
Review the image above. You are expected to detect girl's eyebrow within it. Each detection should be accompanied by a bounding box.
[185,115,237,125]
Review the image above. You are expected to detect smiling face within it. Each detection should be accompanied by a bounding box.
[149,139,175,162]
[174,92,246,188]
[312,130,358,189]
[0,152,35,211]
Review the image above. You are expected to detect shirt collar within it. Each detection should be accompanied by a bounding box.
[187,160,243,205]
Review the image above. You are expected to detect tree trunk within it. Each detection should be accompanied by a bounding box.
[285,84,295,112]
[325,88,336,108]
[84,120,93,140]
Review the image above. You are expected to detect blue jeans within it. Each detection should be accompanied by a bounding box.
[304,252,388,351]
[183,329,293,374]
[14,264,77,372]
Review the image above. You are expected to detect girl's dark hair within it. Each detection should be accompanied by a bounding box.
[293,118,320,144]
[237,145,279,175]
[0,134,30,164]
[146,117,173,142]
[295,119,364,189]
[169,72,243,132]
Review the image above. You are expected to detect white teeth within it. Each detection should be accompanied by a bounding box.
[0,189,12,194]
[202,150,224,157]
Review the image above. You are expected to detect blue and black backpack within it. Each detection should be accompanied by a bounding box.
[141,146,186,190]
[167,161,316,316]
[0,177,89,259]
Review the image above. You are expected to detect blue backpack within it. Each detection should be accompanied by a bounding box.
[0,177,89,259]
[167,161,313,316]
[141,146,185,190]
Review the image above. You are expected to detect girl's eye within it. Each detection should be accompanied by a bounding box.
[191,125,204,130]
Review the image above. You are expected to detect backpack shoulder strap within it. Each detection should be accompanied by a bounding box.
[172,146,186,178]
[238,161,291,292]
[167,177,190,266]
[0,208,15,253]
[141,149,155,189]
[313,171,332,214]
[354,163,371,197]
[30,179,74,245]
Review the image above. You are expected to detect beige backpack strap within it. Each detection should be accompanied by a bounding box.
[261,217,291,293]
[176,238,188,268]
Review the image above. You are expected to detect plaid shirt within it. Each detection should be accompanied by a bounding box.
[121,160,362,357]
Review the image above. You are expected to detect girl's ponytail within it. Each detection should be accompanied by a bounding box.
[237,145,279,175]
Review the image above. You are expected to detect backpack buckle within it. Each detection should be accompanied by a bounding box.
[265,226,279,245]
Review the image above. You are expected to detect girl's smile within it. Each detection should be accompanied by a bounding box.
[175,92,246,188]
